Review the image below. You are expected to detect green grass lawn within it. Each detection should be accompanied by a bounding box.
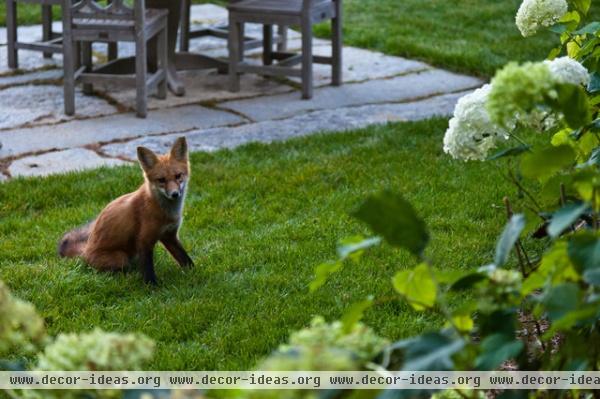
[0,0,563,77]
[0,119,516,370]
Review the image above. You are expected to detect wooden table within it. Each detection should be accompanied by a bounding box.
[102,0,228,96]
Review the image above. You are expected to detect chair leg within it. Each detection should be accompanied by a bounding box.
[157,29,168,100]
[332,0,342,86]
[238,22,245,62]
[108,43,118,61]
[228,17,241,93]
[82,42,93,95]
[263,25,273,66]
[179,0,191,52]
[42,4,53,58]
[135,37,148,118]
[6,0,18,69]
[300,18,313,99]
[63,39,76,116]
[276,25,288,52]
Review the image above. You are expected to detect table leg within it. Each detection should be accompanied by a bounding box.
[94,0,228,96]
[147,0,186,96]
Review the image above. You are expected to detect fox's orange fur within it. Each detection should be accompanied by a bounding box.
[59,137,194,284]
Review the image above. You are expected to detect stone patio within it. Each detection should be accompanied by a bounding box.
[0,4,483,180]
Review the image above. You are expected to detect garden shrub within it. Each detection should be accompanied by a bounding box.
[4,1,600,399]
[308,0,600,397]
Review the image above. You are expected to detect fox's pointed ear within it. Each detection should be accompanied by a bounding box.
[170,137,188,162]
[137,146,159,172]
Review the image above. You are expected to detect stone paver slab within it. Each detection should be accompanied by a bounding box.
[203,45,429,87]
[101,91,467,160]
[104,69,293,110]
[0,84,118,130]
[201,36,329,59]
[9,148,127,178]
[0,21,62,46]
[0,49,61,76]
[290,46,430,86]
[190,3,228,24]
[0,105,243,159]
[220,69,482,122]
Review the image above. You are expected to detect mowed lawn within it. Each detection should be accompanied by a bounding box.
[0,119,515,370]
[0,0,568,77]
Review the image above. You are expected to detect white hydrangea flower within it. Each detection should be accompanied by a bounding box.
[515,0,568,37]
[544,56,590,86]
[443,85,511,161]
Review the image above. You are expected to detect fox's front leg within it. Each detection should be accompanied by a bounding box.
[138,246,158,285]
[160,233,194,268]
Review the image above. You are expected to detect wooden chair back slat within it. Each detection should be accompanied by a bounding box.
[71,0,138,21]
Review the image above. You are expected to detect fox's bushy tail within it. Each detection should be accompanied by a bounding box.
[58,221,93,258]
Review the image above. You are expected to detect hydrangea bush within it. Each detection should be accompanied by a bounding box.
[0,280,155,399]
[310,0,600,397]
[5,2,600,398]
[238,317,388,399]
[516,0,568,37]
[0,281,46,358]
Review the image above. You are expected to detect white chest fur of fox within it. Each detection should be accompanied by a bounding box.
[58,137,195,285]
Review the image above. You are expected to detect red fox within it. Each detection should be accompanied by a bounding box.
[58,137,194,285]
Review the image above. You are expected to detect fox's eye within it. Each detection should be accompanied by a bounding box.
[157,178,166,184]
[175,173,182,180]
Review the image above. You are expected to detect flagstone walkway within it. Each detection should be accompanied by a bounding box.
[0,4,483,181]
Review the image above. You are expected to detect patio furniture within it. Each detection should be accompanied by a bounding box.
[227,0,342,99]
[6,0,62,69]
[6,0,120,69]
[61,0,169,118]
[178,0,288,53]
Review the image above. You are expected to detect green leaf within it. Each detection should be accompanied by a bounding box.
[567,233,600,273]
[545,305,599,336]
[549,24,568,34]
[309,261,342,292]
[580,146,600,168]
[392,263,437,311]
[0,359,27,371]
[341,296,374,333]
[391,332,465,371]
[521,145,576,182]
[573,0,591,14]
[547,202,589,238]
[494,214,525,267]
[583,268,600,285]
[553,84,591,129]
[522,242,579,296]
[475,334,524,371]
[588,72,600,94]
[542,282,581,321]
[487,145,531,161]
[479,309,518,337]
[574,21,600,34]
[451,313,474,332]
[449,272,487,291]
[353,191,429,256]
[337,235,382,261]
[548,46,562,59]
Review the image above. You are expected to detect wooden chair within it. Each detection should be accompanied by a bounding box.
[6,0,62,69]
[179,0,288,53]
[228,0,342,99]
[61,0,168,118]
